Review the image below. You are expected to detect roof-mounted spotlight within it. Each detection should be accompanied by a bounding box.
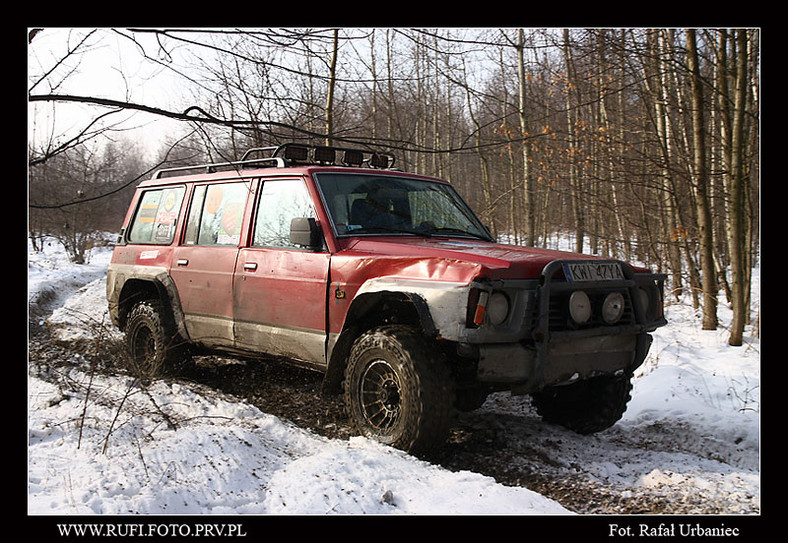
[369,153,390,169]
[314,146,336,164]
[343,149,364,167]
[282,144,309,162]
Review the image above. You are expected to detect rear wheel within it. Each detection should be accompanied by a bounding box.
[344,326,452,455]
[124,300,191,382]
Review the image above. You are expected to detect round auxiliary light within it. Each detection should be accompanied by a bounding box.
[568,290,591,324]
[487,292,510,326]
[602,292,626,324]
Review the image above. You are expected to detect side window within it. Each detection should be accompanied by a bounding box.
[253,179,315,248]
[128,186,185,245]
[183,182,250,246]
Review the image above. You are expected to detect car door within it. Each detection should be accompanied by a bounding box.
[233,177,330,367]
[170,180,252,348]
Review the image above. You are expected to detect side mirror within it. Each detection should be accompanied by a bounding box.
[290,217,322,249]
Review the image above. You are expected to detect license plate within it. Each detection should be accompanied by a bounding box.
[563,262,624,282]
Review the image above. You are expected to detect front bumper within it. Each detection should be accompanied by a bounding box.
[475,331,653,394]
[458,259,667,392]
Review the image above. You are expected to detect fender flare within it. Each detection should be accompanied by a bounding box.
[109,265,189,341]
[345,289,437,336]
[321,278,470,395]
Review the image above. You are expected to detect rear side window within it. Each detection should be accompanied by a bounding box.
[127,186,185,244]
[183,181,251,246]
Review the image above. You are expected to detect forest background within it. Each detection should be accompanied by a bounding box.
[27,28,759,347]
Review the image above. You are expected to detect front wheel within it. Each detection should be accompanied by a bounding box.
[531,373,633,434]
[124,299,191,382]
[344,326,453,455]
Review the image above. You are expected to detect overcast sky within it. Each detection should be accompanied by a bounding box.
[28,28,187,156]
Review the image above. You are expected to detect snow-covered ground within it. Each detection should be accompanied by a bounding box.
[28,237,760,516]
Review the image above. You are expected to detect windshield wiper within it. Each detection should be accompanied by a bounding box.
[351,226,493,242]
[426,227,493,241]
[353,226,434,237]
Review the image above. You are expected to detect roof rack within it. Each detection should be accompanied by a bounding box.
[242,143,396,169]
[152,157,285,179]
[152,143,397,180]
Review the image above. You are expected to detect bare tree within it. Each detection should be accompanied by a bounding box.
[727,29,750,346]
[686,29,718,330]
[29,27,759,338]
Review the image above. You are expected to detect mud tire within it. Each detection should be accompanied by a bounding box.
[344,325,453,455]
[531,373,633,434]
[124,300,192,382]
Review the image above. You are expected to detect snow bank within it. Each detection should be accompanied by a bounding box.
[625,271,760,470]
[28,370,568,515]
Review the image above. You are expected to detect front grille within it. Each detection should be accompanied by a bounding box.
[541,286,635,333]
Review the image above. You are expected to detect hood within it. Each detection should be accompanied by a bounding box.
[341,236,627,280]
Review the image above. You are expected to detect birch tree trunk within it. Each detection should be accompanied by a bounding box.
[562,29,585,254]
[517,29,535,246]
[686,29,718,330]
[728,30,749,346]
[325,29,338,145]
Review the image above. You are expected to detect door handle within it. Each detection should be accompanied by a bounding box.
[243,262,258,271]
[176,259,189,266]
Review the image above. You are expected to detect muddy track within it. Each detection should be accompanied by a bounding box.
[185,355,759,515]
[29,334,758,515]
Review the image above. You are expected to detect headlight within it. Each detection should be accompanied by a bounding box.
[602,292,625,324]
[568,290,591,324]
[487,292,510,326]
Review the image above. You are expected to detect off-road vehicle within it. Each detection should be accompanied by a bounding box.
[107,143,667,454]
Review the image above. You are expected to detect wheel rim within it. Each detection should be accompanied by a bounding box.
[130,325,155,371]
[359,359,402,433]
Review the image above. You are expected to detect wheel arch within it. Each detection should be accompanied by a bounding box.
[321,289,436,395]
[114,272,188,342]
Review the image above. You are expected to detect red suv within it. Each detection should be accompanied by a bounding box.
[107,143,666,454]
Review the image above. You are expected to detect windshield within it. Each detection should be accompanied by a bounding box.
[315,173,493,241]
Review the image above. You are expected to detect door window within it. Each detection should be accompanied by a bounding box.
[183,182,250,246]
[252,179,315,248]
